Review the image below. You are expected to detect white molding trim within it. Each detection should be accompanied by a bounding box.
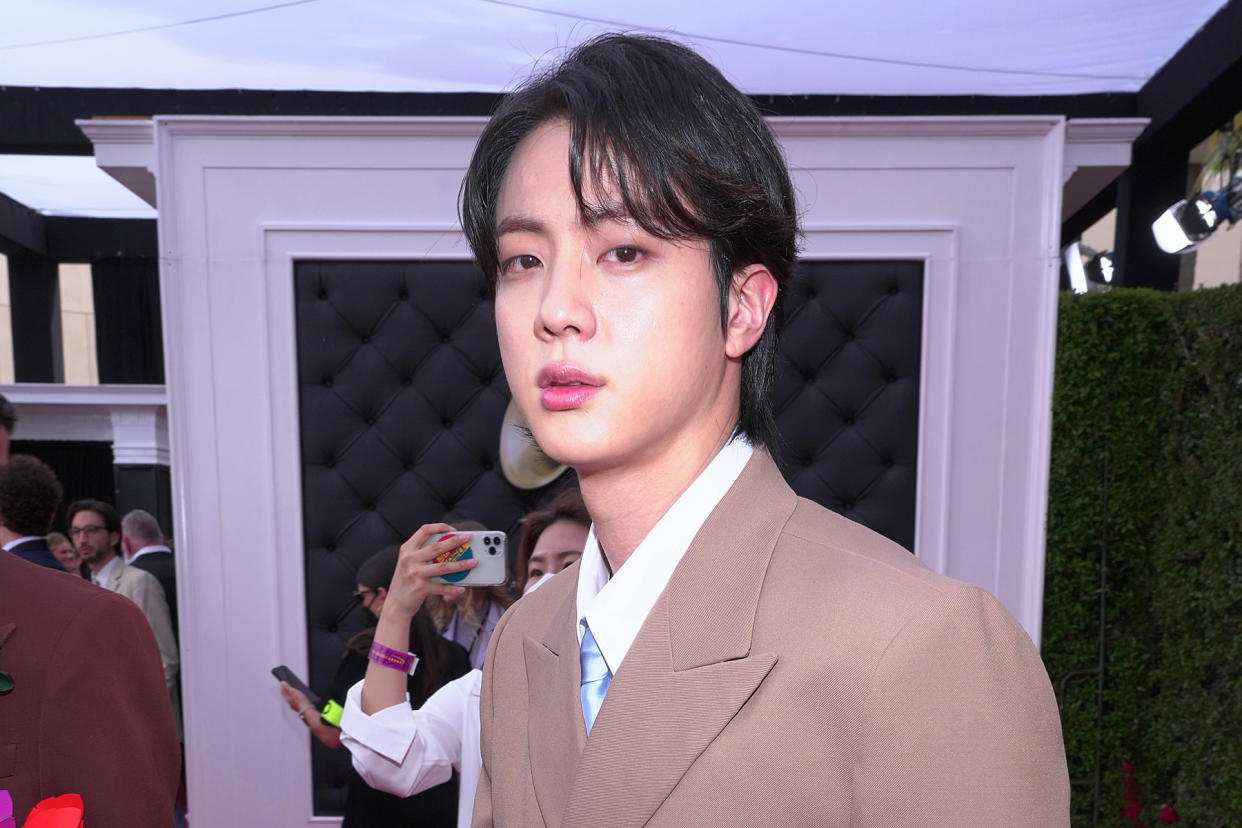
[1062,117,1149,180]
[0,382,166,407]
[75,119,159,207]
[1,384,169,461]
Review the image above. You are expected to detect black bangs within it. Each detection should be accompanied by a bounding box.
[459,33,799,449]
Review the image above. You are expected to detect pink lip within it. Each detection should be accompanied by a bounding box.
[538,363,603,411]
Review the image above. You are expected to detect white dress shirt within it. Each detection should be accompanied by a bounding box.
[340,666,482,828]
[576,438,753,676]
[129,543,171,563]
[92,555,121,587]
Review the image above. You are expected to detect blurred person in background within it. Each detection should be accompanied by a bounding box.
[342,492,590,828]
[0,455,65,571]
[47,530,85,577]
[280,545,470,828]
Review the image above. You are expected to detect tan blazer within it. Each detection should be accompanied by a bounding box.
[103,555,180,696]
[474,451,1069,826]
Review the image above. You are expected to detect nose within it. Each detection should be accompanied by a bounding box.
[535,251,596,342]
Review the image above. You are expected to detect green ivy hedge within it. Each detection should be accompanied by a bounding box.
[1042,284,1242,826]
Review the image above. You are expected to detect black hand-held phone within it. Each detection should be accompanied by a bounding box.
[272,665,321,707]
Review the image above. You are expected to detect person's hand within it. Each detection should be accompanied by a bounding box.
[383,523,479,618]
[279,681,311,715]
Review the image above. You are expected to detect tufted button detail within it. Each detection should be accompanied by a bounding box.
[802,456,813,467]
[844,416,855,426]
[399,290,409,301]
[484,460,494,470]
[365,415,376,426]
[884,457,895,468]
[366,502,376,511]
[404,460,414,471]
[317,289,328,300]
[886,373,897,384]
[322,375,333,388]
[442,418,453,429]
[844,330,855,342]
[804,374,815,385]
[361,335,371,345]
[324,456,336,469]
[888,284,900,296]
[326,542,336,552]
[841,499,854,509]
[807,288,817,300]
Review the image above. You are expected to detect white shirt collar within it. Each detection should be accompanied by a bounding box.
[130,543,171,562]
[2,536,45,551]
[575,438,754,675]
[93,554,122,587]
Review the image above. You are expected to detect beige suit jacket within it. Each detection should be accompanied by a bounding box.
[104,556,180,695]
[474,450,1069,826]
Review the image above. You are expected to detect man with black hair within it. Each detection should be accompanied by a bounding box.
[0,454,65,570]
[452,34,1069,826]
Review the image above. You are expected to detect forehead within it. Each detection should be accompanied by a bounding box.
[531,519,589,555]
[70,510,105,526]
[497,120,576,223]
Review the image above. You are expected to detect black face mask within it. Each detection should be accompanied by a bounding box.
[332,591,376,630]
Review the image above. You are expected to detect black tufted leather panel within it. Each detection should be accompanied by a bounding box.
[773,260,923,552]
[294,260,573,813]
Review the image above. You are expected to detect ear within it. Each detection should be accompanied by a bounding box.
[375,586,388,601]
[724,263,778,360]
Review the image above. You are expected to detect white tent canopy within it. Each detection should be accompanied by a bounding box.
[2,0,1227,96]
[0,1,1229,217]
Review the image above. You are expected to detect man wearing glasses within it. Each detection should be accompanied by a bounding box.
[68,499,180,708]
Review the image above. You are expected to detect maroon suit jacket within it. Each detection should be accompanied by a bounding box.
[0,550,180,825]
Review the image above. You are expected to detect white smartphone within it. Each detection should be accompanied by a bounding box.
[428,531,508,586]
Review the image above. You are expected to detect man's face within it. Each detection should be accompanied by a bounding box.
[70,510,118,565]
[525,518,589,583]
[493,120,742,477]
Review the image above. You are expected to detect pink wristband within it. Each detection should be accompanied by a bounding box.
[368,641,417,675]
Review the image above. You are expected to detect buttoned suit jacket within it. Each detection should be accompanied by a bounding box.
[473,450,1070,827]
[102,556,180,695]
[0,550,180,824]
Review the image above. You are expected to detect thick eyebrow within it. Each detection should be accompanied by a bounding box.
[495,214,548,238]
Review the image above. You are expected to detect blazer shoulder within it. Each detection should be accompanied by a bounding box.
[498,562,578,636]
[781,497,954,591]
[760,497,991,643]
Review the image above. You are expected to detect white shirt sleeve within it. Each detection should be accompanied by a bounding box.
[339,670,471,797]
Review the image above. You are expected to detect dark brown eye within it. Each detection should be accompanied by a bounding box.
[609,246,641,264]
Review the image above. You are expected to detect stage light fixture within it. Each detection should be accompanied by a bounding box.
[1151,176,1242,254]
[1063,242,1116,294]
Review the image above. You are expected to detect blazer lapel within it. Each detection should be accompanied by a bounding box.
[524,586,587,827]
[105,557,126,592]
[0,622,15,652]
[563,450,797,827]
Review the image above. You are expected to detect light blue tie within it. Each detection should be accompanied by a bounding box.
[579,622,612,734]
